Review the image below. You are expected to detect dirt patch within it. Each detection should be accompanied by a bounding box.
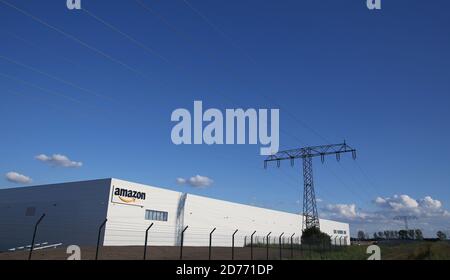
[0,246,299,260]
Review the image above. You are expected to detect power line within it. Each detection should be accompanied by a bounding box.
[139,0,381,212]
[5,89,75,114]
[135,0,189,41]
[0,0,154,82]
[0,71,81,104]
[2,79,115,122]
[0,29,80,67]
[3,0,384,215]
[0,55,114,102]
[81,7,170,63]
[181,0,256,65]
[324,163,371,203]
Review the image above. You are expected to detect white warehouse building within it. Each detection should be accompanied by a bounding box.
[0,178,350,251]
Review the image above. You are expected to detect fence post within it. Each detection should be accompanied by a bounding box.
[300,236,303,258]
[95,219,107,260]
[279,232,284,260]
[290,233,295,259]
[209,228,216,260]
[266,232,272,260]
[339,236,343,247]
[308,236,312,260]
[334,236,338,249]
[28,213,45,261]
[180,226,189,260]
[231,229,238,260]
[329,235,333,251]
[330,236,332,251]
[320,239,324,260]
[143,223,154,260]
[250,231,256,260]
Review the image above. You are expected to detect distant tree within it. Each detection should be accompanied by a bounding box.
[301,227,331,245]
[373,232,378,239]
[393,231,399,239]
[390,230,396,239]
[385,231,392,240]
[378,231,384,239]
[437,231,447,241]
[383,231,390,240]
[414,229,423,240]
[357,231,366,240]
[407,230,415,240]
[399,230,408,240]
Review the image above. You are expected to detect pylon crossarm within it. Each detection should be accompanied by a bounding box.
[264,143,356,163]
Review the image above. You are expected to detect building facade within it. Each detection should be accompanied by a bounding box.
[0,178,350,251]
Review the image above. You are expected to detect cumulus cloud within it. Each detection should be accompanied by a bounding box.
[176,175,213,188]
[322,203,372,220]
[323,194,450,237]
[35,154,82,168]
[319,192,450,239]
[176,178,187,185]
[419,196,442,210]
[374,194,419,212]
[5,172,32,184]
[374,194,447,217]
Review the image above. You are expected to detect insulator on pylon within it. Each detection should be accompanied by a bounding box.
[277,160,280,168]
[336,153,341,162]
[264,161,267,169]
[321,154,325,164]
[352,151,357,160]
[290,158,294,167]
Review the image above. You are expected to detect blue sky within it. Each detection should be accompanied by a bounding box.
[1,0,449,237]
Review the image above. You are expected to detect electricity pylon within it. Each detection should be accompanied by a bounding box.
[264,142,357,231]
[394,215,417,230]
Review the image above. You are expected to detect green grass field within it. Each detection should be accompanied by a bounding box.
[379,241,450,260]
[1,241,448,260]
[293,241,450,260]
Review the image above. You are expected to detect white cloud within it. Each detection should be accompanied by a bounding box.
[374,194,446,217]
[419,196,442,210]
[5,172,32,184]
[374,194,419,212]
[321,193,449,226]
[176,175,213,188]
[35,154,82,168]
[323,203,371,220]
[328,194,450,237]
[176,178,187,185]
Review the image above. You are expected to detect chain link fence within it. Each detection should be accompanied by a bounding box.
[0,215,352,260]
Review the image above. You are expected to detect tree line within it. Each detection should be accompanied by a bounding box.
[357,230,448,241]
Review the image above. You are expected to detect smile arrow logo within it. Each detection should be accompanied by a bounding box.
[118,196,136,203]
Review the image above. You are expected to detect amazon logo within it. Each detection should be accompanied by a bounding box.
[114,187,146,204]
